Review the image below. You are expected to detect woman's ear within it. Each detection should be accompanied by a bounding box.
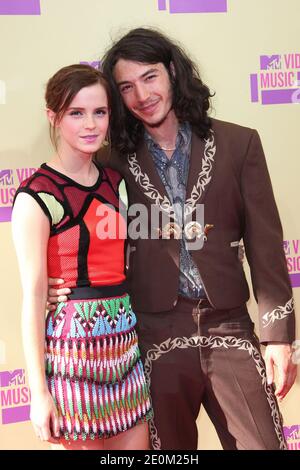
[46,108,56,127]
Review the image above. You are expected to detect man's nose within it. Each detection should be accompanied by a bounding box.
[135,84,150,103]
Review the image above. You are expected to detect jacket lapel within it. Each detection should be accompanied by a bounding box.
[126,130,217,220]
[185,130,217,213]
[127,140,174,213]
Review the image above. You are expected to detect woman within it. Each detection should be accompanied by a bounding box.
[12,64,152,450]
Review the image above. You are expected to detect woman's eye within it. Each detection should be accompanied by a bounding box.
[96,109,107,115]
[70,110,82,116]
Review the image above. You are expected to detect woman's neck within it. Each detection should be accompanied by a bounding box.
[48,150,98,186]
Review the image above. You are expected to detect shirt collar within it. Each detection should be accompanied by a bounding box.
[144,121,191,153]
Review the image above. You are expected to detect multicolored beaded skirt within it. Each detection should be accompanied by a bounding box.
[45,285,152,441]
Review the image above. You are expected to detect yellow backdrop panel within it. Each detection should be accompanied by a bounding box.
[0,0,299,450]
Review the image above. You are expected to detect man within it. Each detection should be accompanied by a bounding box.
[49,28,297,450]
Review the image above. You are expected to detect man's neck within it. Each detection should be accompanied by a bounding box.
[144,110,179,152]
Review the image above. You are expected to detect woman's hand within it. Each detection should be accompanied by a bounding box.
[30,389,61,443]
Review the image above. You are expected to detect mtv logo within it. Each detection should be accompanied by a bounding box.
[283,240,290,255]
[0,0,41,15]
[260,55,282,70]
[158,0,227,13]
[283,425,300,440]
[80,61,101,70]
[0,169,13,185]
[0,369,25,387]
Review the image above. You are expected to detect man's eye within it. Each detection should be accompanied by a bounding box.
[120,85,132,93]
[146,75,156,81]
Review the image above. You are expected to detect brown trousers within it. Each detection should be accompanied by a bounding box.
[136,297,287,450]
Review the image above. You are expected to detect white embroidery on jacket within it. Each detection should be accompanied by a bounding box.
[127,131,216,220]
[262,298,294,328]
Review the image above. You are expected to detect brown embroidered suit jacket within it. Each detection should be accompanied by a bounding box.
[97,118,295,344]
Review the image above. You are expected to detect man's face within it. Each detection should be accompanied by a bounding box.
[113,59,174,129]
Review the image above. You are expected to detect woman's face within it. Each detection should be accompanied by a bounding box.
[53,83,109,157]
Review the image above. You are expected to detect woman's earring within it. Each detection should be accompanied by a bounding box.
[102,130,111,147]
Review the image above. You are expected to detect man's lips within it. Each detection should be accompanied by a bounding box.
[138,100,160,115]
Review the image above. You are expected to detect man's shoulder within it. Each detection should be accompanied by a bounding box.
[208,118,260,154]
[210,117,256,138]
[95,147,124,171]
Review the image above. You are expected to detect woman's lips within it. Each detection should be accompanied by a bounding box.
[80,135,99,143]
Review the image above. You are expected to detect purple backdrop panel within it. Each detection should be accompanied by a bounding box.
[0,207,12,223]
[261,89,299,105]
[158,0,167,10]
[169,0,227,13]
[0,0,40,15]
[1,405,30,424]
[250,74,259,102]
[290,273,300,288]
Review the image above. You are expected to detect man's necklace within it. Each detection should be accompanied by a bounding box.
[159,145,176,151]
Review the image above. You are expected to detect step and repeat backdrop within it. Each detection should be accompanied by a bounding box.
[0,0,299,450]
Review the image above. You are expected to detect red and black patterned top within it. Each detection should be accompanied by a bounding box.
[14,163,127,288]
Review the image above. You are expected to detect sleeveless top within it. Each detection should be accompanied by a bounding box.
[14,163,127,288]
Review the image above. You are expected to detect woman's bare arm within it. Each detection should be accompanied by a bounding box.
[12,193,59,442]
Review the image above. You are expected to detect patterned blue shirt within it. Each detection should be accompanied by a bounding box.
[145,122,206,299]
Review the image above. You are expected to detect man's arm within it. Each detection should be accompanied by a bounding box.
[241,130,297,398]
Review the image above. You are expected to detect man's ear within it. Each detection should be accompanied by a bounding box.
[46,108,56,127]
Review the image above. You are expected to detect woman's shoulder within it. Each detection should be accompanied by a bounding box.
[13,166,65,226]
[17,164,64,195]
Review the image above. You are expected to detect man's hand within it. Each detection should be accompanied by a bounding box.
[265,343,297,401]
[47,278,71,311]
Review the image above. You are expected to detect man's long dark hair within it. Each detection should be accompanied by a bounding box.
[101,27,214,155]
